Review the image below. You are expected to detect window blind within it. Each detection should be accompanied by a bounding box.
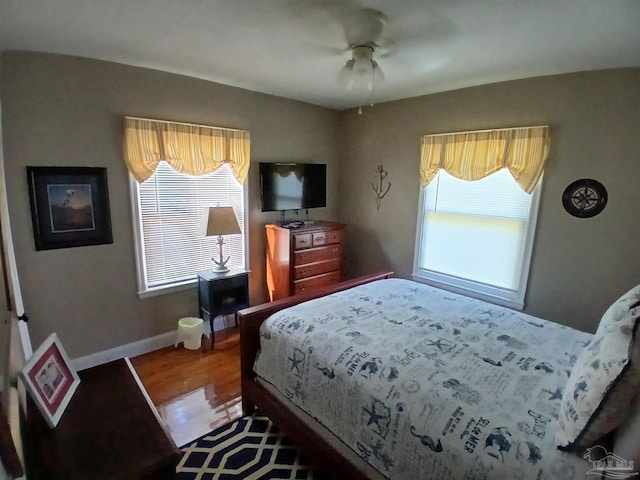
[415,169,539,304]
[137,161,245,289]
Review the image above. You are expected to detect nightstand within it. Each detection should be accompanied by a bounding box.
[198,267,249,348]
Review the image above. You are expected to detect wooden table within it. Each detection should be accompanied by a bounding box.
[24,358,180,480]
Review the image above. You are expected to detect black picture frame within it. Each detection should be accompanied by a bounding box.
[27,167,113,250]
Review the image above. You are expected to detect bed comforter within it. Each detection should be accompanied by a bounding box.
[254,278,594,479]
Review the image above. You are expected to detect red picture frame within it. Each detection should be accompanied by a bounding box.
[19,333,80,428]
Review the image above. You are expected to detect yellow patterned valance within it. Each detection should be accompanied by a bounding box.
[123,117,250,184]
[420,126,550,193]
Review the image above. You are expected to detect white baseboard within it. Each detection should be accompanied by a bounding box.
[72,315,229,371]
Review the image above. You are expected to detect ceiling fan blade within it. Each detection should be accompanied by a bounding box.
[374,38,396,59]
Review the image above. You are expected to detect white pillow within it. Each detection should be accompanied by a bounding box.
[556,284,640,449]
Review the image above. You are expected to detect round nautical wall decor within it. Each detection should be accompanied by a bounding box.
[562,179,608,218]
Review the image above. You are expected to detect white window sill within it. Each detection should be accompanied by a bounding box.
[411,272,525,311]
[137,278,197,299]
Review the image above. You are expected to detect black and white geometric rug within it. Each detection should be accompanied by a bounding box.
[177,415,329,479]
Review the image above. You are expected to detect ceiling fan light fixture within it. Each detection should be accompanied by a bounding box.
[352,45,373,63]
[353,60,372,79]
[372,61,384,83]
[336,8,389,113]
[337,59,355,88]
[342,45,377,91]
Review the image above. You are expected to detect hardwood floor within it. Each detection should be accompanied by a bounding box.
[130,327,242,447]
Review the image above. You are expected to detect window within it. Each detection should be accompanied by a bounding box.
[131,161,246,297]
[413,169,542,309]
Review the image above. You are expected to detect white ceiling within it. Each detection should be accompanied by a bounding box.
[1,0,639,110]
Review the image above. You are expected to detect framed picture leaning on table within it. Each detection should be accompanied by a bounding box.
[19,333,80,428]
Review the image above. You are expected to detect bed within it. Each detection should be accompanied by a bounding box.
[238,271,640,480]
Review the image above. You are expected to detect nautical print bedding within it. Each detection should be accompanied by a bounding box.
[254,278,595,480]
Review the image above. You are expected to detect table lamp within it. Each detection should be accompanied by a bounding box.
[200,206,241,273]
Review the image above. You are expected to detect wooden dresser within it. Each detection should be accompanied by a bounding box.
[265,221,345,301]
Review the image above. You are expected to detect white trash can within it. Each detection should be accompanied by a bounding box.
[175,317,205,350]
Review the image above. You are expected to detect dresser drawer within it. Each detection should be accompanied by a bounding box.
[294,271,340,295]
[293,258,339,280]
[293,233,312,250]
[326,230,342,245]
[312,232,327,246]
[294,245,341,266]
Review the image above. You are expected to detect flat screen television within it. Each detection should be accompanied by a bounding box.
[259,162,326,212]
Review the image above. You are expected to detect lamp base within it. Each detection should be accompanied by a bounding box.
[212,264,230,274]
[212,235,231,273]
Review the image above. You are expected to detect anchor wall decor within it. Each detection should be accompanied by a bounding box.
[371,165,391,210]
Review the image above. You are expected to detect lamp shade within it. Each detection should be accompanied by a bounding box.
[200,207,241,237]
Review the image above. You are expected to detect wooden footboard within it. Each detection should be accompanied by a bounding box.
[237,270,393,479]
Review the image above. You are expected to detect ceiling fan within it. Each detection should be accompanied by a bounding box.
[336,8,388,98]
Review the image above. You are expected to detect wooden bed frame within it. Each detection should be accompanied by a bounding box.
[238,270,394,480]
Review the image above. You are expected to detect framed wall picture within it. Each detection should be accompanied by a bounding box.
[27,166,113,250]
[19,333,80,428]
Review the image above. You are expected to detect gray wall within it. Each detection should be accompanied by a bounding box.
[0,52,340,358]
[338,68,640,333]
[1,52,638,358]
